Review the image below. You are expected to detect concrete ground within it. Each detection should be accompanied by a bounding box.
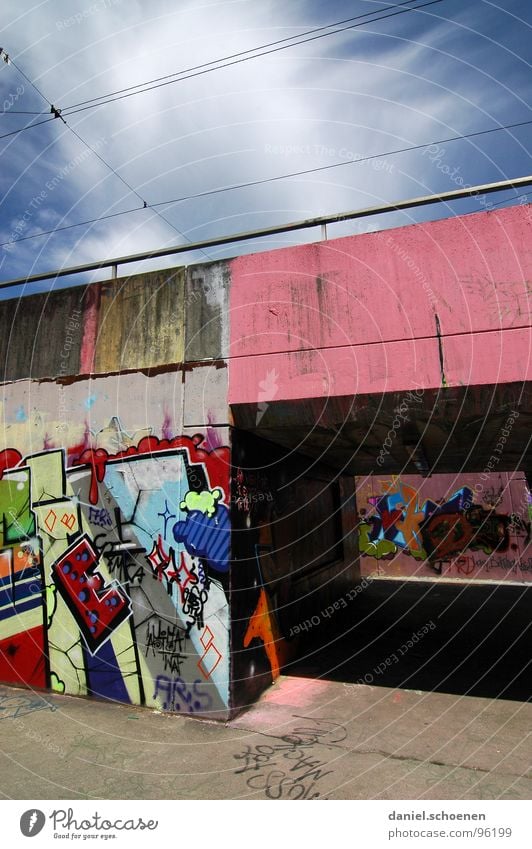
[0,674,530,800]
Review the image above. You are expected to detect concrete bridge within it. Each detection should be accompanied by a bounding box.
[0,202,529,716]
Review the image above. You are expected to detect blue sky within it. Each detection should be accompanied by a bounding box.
[1,0,531,296]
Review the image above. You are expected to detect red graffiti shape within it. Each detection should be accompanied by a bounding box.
[53,536,130,651]
[74,434,229,504]
[0,449,22,480]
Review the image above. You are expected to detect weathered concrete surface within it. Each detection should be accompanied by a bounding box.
[0,261,232,382]
[0,287,85,381]
[230,381,532,476]
[0,678,529,800]
[185,262,230,362]
[93,268,185,373]
[0,371,186,455]
[229,204,532,403]
[230,339,442,403]
[183,363,228,427]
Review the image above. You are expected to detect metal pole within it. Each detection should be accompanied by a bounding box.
[1,175,531,291]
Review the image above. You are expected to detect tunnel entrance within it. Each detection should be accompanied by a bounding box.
[286,579,531,703]
[230,382,531,709]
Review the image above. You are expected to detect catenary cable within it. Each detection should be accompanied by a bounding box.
[60,0,433,112]
[1,115,531,249]
[0,1,443,137]
[5,57,214,258]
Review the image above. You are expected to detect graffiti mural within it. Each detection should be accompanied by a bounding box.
[243,588,288,681]
[0,426,231,715]
[356,474,531,582]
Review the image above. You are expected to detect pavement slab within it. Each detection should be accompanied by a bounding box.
[0,677,530,800]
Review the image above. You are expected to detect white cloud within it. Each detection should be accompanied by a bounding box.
[1,0,530,285]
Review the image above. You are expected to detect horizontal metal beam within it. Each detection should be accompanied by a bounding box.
[2,175,531,291]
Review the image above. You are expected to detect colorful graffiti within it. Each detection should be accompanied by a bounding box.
[243,588,288,681]
[0,426,231,715]
[357,475,531,582]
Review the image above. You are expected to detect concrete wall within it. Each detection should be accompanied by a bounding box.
[0,373,231,716]
[92,268,185,373]
[0,287,85,382]
[228,204,532,404]
[0,265,233,717]
[0,261,229,380]
[0,203,530,714]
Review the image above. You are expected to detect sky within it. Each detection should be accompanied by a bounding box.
[0,0,531,296]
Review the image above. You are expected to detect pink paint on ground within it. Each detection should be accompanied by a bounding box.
[260,676,331,707]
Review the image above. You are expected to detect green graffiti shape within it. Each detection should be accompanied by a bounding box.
[358,522,397,559]
[50,672,65,694]
[46,584,57,628]
[0,478,35,545]
[180,488,223,518]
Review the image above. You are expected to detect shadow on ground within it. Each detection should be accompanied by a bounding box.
[285,580,531,702]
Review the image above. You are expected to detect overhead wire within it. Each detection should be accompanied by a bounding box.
[61,0,444,117]
[1,115,531,249]
[0,115,55,140]
[62,120,213,258]
[1,0,443,138]
[3,0,528,257]
[0,0,447,260]
[5,56,214,258]
[488,188,532,209]
[1,109,48,115]
[60,0,431,112]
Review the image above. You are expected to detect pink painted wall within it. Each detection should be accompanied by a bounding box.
[228,205,532,404]
[356,472,531,584]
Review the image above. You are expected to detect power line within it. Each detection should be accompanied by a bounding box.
[1,109,47,115]
[1,0,443,140]
[3,175,532,290]
[2,115,531,250]
[0,114,55,140]
[5,56,214,259]
[60,0,426,112]
[8,57,50,104]
[489,188,532,209]
[148,117,532,205]
[64,120,210,256]
[1,207,139,248]
[61,0,443,115]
